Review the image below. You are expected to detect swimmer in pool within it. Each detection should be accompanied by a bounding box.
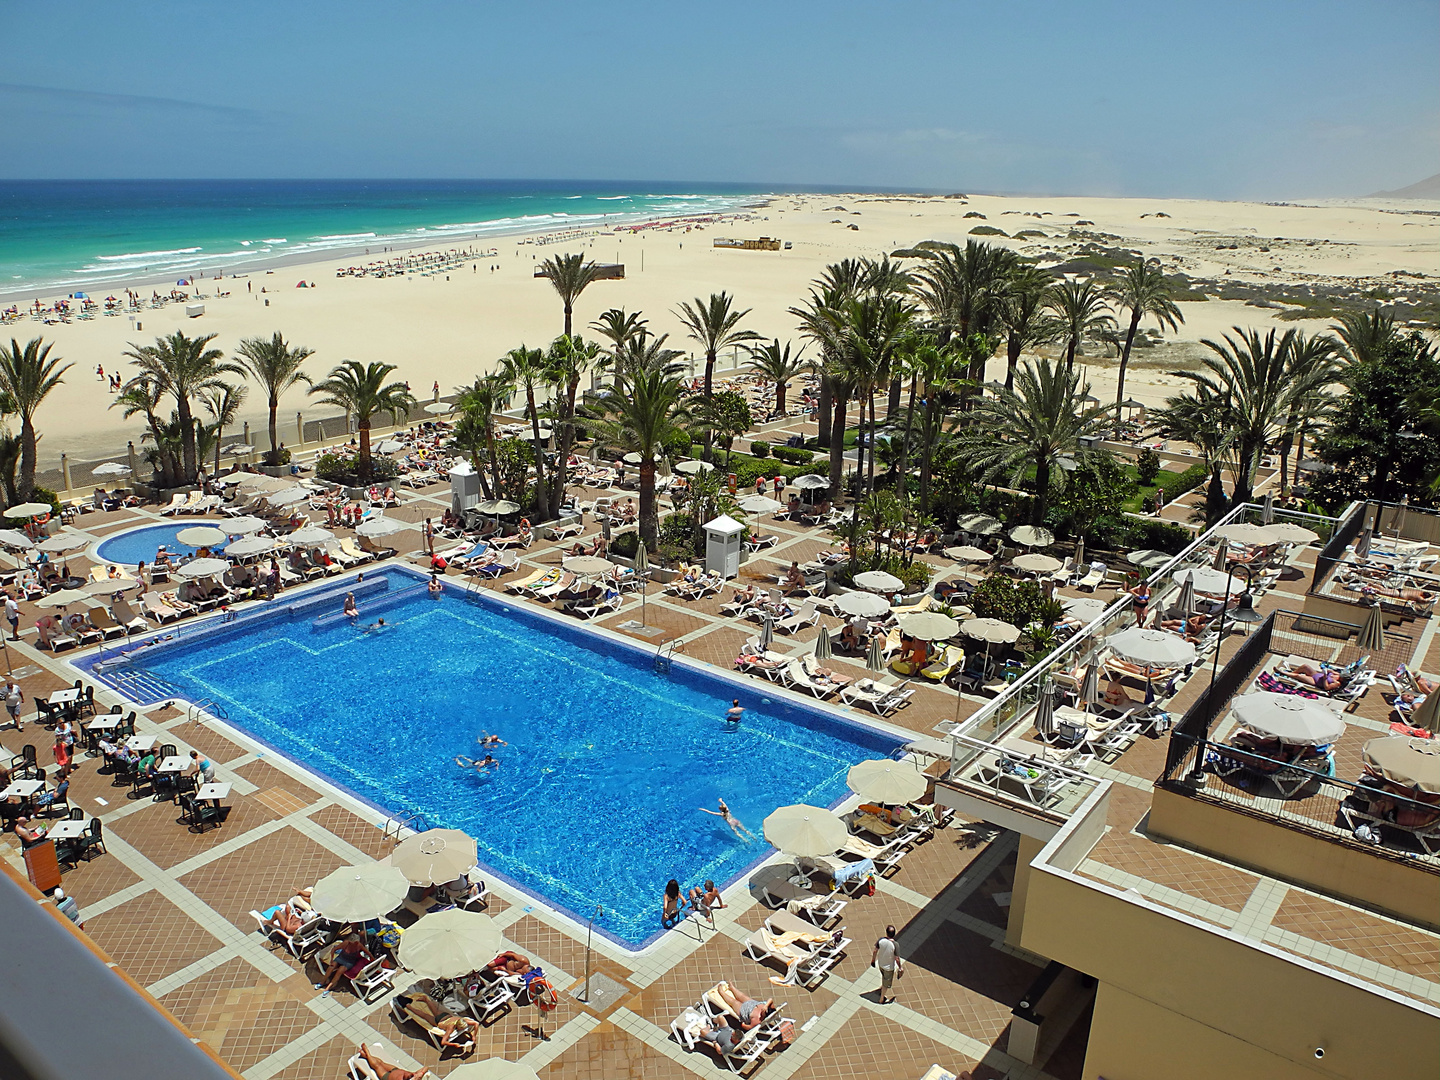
[478,732,507,747]
[724,699,744,723]
[700,797,756,841]
[361,617,386,633]
[455,754,498,772]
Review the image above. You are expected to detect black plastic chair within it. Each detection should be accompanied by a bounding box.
[81,818,105,860]
[180,794,222,833]
[80,686,96,718]
[9,744,38,779]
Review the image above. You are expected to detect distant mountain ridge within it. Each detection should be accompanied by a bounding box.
[1370,172,1440,200]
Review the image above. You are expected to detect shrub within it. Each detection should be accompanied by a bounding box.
[750,440,770,459]
[610,530,640,559]
[1126,517,1194,554]
[969,225,1007,237]
[315,451,398,483]
[1166,462,1209,499]
[773,446,814,465]
[662,431,693,460]
[1135,448,1161,486]
[968,575,1047,627]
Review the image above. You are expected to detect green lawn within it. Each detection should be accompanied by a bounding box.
[1121,465,1193,512]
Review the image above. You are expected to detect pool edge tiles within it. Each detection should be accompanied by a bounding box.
[66,564,913,953]
[91,518,232,567]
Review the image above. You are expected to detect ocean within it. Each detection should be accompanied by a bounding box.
[0,179,775,298]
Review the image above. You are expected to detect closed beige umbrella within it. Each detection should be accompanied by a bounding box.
[1355,604,1387,653]
[1410,689,1440,735]
[311,864,410,922]
[1363,736,1440,794]
[393,828,478,885]
[847,759,926,804]
[396,908,502,979]
[762,804,847,858]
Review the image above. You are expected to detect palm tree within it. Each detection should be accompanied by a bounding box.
[995,266,1056,392]
[112,378,180,488]
[832,295,915,494]
[791,285,854,499]
[898,338,966,515]
[200,383,248,476]
[675,292,762,399]
[308,360,415,481]
[913,240,1016,383]
[1108,261,1183,435]
[1178,328,1297,507]
[1045,277,1115,373]
[612,331,686,377]
[590,308,648,361]
[1332,308,1398,364]
[1275,331,1343,497]
[0,337,71,500]
[588,365,694,548]
[538,253,601,339]
[744,339,807,417]
[500,346,554,518]
[960,358,1114,524]
[234,332,314,465]
[546,334,603,508]
[121,331,239,483]
[453,371,513,500]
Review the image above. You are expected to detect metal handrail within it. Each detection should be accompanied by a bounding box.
[382,810,429,841]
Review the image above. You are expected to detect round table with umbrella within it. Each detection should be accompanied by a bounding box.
[562,555,615,577]
[0,529,34,549]
[962,618,1021,685]
[847,759,926,805]
[1231,692,1346,745]
[763,804,849,887]
[82,576,143,596]
[5,502,54,519]
[1265,522,1320,545]
[1009,525,1054,548]
[38,532,97,554]
[224,535,275,559]
[1013,553,1062,575]
[311,864,410,923]
[854,570,903,594]
[896,611,960,641]
[674,459,715,476]
[1106,627,1198,670]
[1362,736,1440,795]
[223,515,268,535]
[356,516,406,538]
[956,513,1001,536]
[175,558,231,579]
[393,829,478,885]
[835,591,889,619]
[1062,596,1108,623]
[1127,549,1171,570]
[175,525,229,548]
[424,401,454,415]
[396,908,502,979]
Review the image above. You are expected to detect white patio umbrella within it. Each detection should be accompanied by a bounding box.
[792,473,829,490]
[945,545,990,564]
[445,1062,540,1080]
[835,591,889,618]
[36,588,91,608]
[1231,692,1346,745]
[1173,567,1232,594]
[1127,549,1171,569]
[92,461,132,477]
[563,555,615,577]
[83,576,142,596]
[1013,553,1062,574]
[1356,604,1387,653]
[1106,627,1197,668]
[287,525,335,545]
[758,611,774,652]
[311,864,410,923]
[425,401,453,415]
[962,618,1022,645]
[393,828,478,885]
[234,472,291,493]
[1032,679,1058,739]
[847,759,926,804]
[475,499,521,516]
[956,513,1001,536]
[896,611,960,640]
[1265,522,1320,545]
[397,908,502,979]
[814,624,832,661]
[854,570,903,593]
[356,516,406,538]
[866,634,885,673]
[738,494,784,515]
[225,535,276,558]
[267,486,310,507]
[5,502,53,519]
[763,804,848,858]
[1215,522,1277,544]
[622,452,643,466]
[374,439,404,453]
[175,557,230,578]
[674,459,714,475]
[1009,525,1054,548]
[175,525,228,547]
[223,515,268,535]
[1174,576,1196,619]
[38,532,96,553]
[0,529,33,549]
[1063,596,1108,622]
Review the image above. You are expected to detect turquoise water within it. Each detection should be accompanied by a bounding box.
[94,569,900,947]
[0,179,771,297]
[95,521,231,565]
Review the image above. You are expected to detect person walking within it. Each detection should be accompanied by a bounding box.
[5,592,19,641]
[3,678,23,730]
[871,925,904,1004]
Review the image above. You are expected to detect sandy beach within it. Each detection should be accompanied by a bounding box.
[13,190,1440,473]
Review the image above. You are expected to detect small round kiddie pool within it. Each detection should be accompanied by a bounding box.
[93,520,231,567]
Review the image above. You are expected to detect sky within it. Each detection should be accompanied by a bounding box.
[2,0,1436,199]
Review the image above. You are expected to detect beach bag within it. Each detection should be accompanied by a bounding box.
[777,1019,796,1046]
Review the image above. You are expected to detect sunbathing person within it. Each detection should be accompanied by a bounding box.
[1399,666,1440,695]
[810,663,853,689]
[696,1016,742,1056]
[489,950,532,977]
[397,991,479,1052]
[1158,614,1211,641]
[1361,583,1435,604]
[781,562,807,594]
[319,935,373,993]
[735,650,784,672]
[1103,676,1137,708]
[1285,663,1344,693]
[714,983,773,1030]
[838,620,865,652]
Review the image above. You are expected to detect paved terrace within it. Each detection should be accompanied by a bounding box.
[0,478,1102,1080]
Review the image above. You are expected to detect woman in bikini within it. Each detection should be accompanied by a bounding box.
[715,983,773,1030]
[700,798,756,841]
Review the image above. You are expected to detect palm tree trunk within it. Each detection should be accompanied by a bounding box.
[816,377,832,449]
[358,421,372,481]
[704,348,716,398]
[1034,456,1051,525]
[867,392,878,494]
[214,424,223,476]
[897,376,918,507]
[525,388,549,519]
[1114,312,1140,438]
[776,379,787,416]
[886,378,901,419]
[177,397,198,482]
[563,303,573,339]
[828,394,848,504]
[919,398,936,517]
[1005,334,1021,392]
[639,458,658,548]
[18,418,36,500]
[267,395,280,465]
[1065,337,1078,374]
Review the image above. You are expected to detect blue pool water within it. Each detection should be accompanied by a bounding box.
[95,521,231,565]
[97,569,901,947]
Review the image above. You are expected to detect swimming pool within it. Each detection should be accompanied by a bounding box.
[80,568,902,947]
[94,521,230,566]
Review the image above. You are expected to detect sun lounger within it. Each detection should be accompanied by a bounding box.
[157,492,189,516]
[743,925,845,988]
[774,600,819,635]
[780,659,837,698]
[141,594,179,624]
[758,876,847,925]
[337,537,373,565]
[504,568,549,594]
[840,679,914,716]
[563,589,621,620]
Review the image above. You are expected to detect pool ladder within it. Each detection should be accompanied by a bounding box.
[383,810,430,842]
[654,638,684,674]
[187,698,229,726]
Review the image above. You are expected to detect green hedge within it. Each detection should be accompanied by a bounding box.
[772,445,816,466]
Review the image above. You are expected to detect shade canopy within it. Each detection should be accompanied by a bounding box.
[1265,522,1320,545]
[393,828,477,885]
[267,486,311,506]
[1232,692,1346,746]
[763,804,848,858]
[0,529,33,549]
[956,513,1002,536]
[1009,525,1054,548]
[1063,596,1108,622]
[621,452,643,466]
[1106,627,1197,667]
[445,1060,541,1080]
[847,759,927,804]
[476,499,521,515]
[92,461,132,477]
[963,617,1022,644]
[1013,553,1062,574]
[1173,567,1233,594]
[896,611,960,641]
[944,545,991,564]
[854,570,903,593]
[36,588,91,608]
[225,536,276,558]
[374,439,404,454]
[1363,736,1440,794]
[287,525,335,545]
[737,495,783,515]
[234,472,292,493]
[396,908,503,979]
[1127,549,1171,569]
[356,516,406,538]
[1215,522,1277,544]
[674,459,715,475]
[836,591,889,618]
[224,515,268,535]
[38,532,97,553]
[563,556,615,576]
[223,443,254,456]
[83,576,142,596]
[4,502,53,519]
[175,526,228,547]
[175,558,230,578]
[424,401,453,414]
[792,473,829,490]
[311,864,410,922]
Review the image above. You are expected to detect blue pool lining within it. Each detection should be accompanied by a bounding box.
[88,519,235,569]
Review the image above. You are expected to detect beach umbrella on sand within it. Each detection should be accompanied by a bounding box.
[36,588,91,608]
[847,759,926,805]
[836,591,888,618]
[176,525,228,548]
[92,461,132,477]
[446,1062,540,1080]
[267,486,310,507]
[83,576,142,596]
[176,558,230,578]
[38,532,96,553]
[311,864,410,923]
[1356,604,1387,653]
[0,529,33,549]
[4,502,53,519]
[855,570,903,594]
[814,624,832,661]
[1232,692,1345,746]
[393,828,478,885]
[763,804,848,859]
[356,516,406,538]
[287,525,334,545]
[224,515,268,535]
[896,611,960,641]
[1010,525,1054,548]
[397,908,502,979]
[225,535,275,558]
[957,513,1002,536]
[1363,736,1440,792]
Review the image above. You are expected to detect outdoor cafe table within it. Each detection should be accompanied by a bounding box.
[195,782,231,805]
[83,714,122,755]
[46,819,89,840]
[0,779,44,801]
[47,688,80,706]
[124,734,156,753]
[156,756,188,775]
